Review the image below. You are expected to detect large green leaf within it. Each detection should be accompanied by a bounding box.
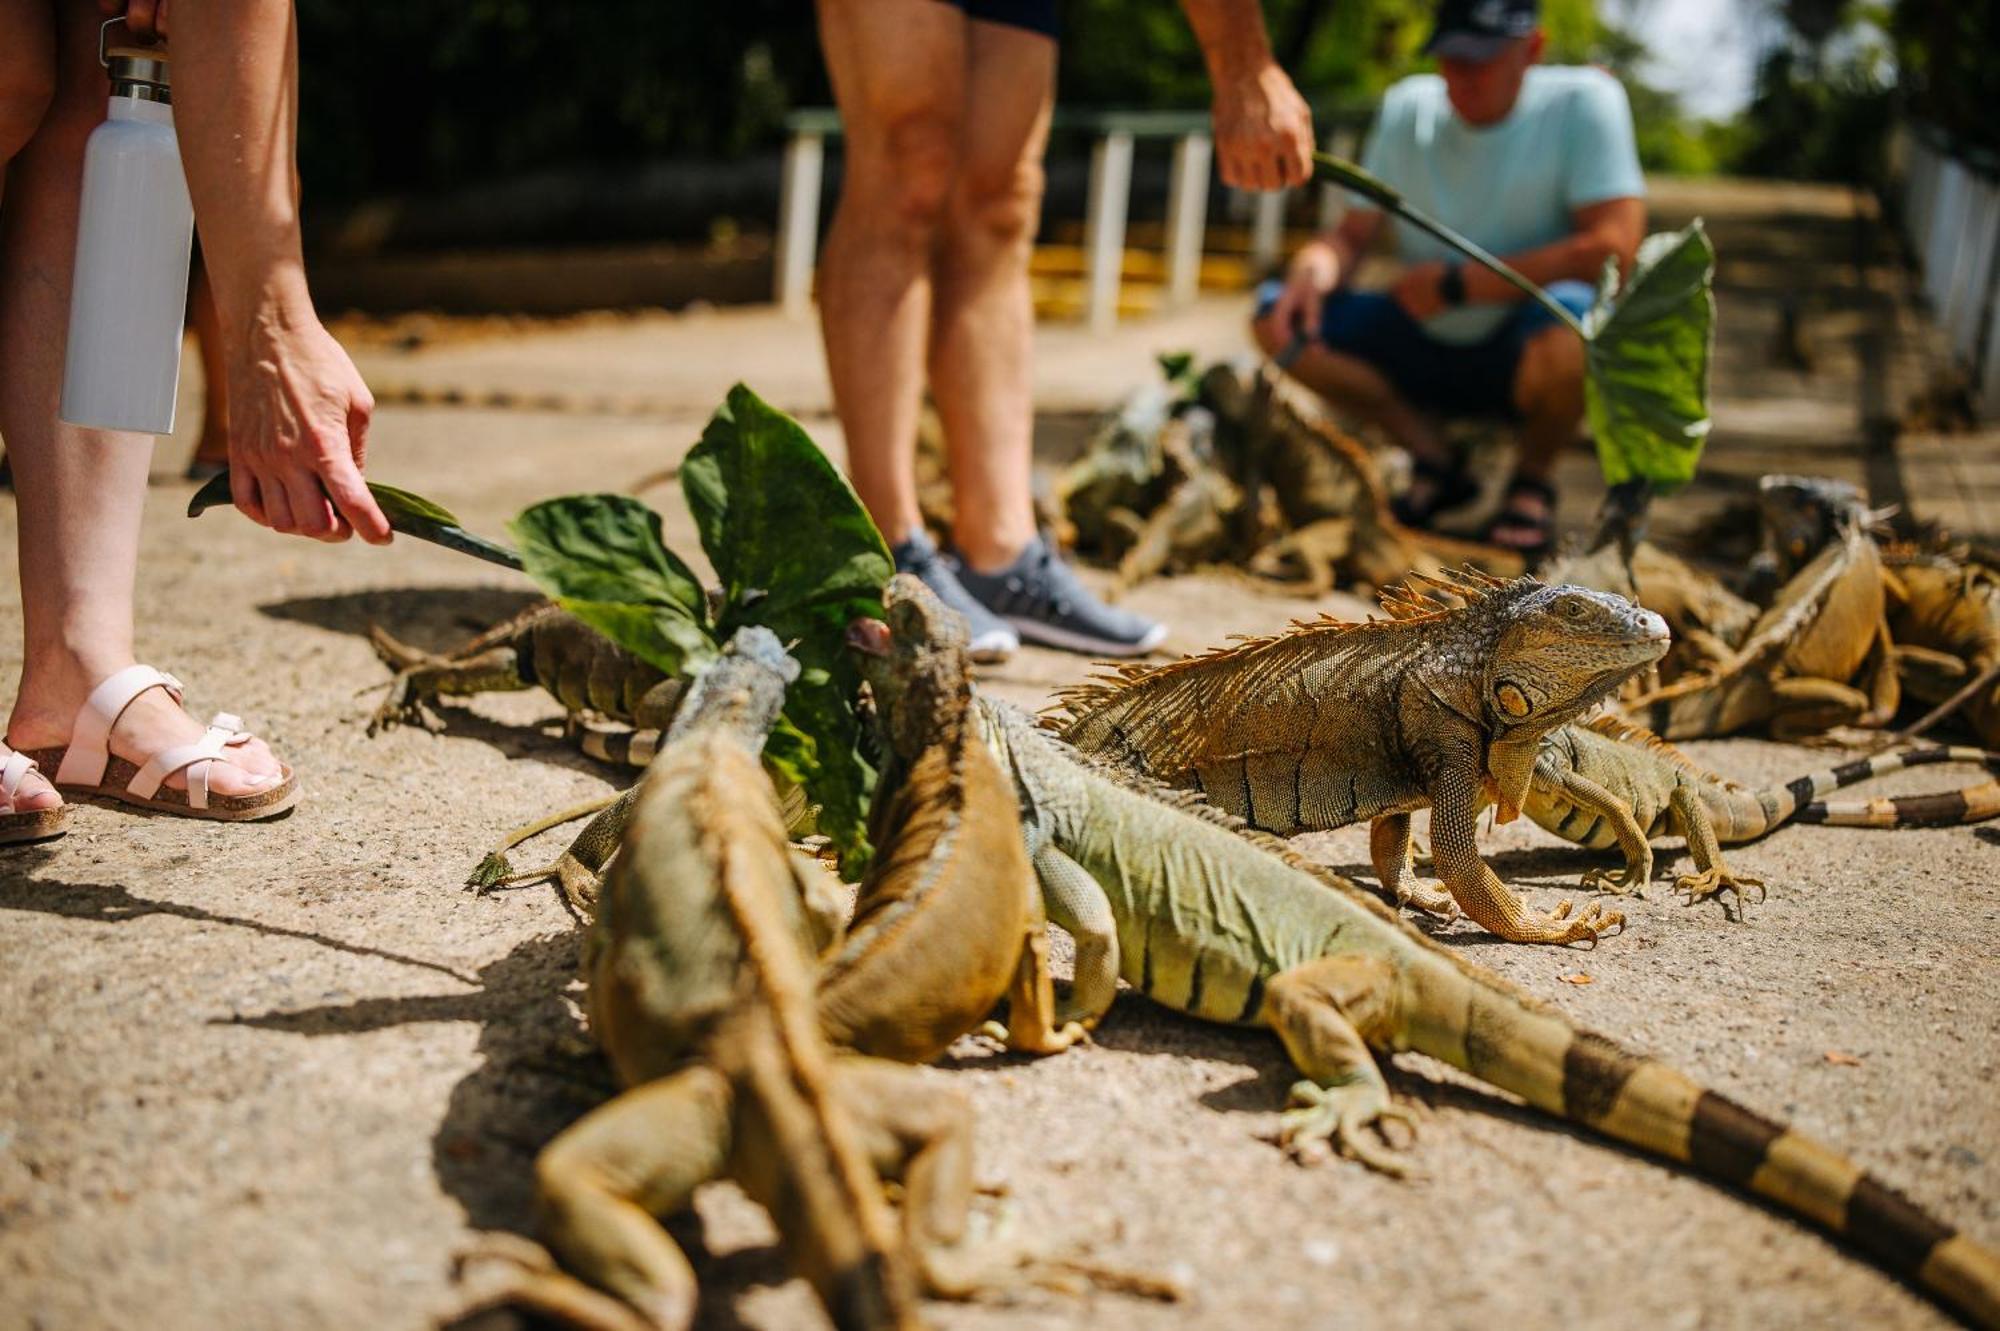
[1582,222,1716,493]
[508,495,715,679]
[187,470,524,569]
[681,384,893,874]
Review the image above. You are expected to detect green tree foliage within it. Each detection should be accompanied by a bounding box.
[1722,2,1895,185]
[1889,0,1997,158]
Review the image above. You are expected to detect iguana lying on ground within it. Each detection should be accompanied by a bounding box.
[1053,570,1671,945]
[818,576,1085,1062]
[1622,476,1899,740]
[369,600,679,744]
[1526,714,2000,906]
[460,627,968,1330]
[1884,546,2000,748]
[971,681,2000,1326]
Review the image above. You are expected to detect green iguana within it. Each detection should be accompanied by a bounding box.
[967,672,2000,1327]
[1526,714,2000,906]
[818,575,1085,1062]
[369,601,679,743]
[1053,570,1671,945]
[1622,475,1899,740]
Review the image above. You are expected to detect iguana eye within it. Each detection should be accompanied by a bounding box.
[1494,681,1531,717]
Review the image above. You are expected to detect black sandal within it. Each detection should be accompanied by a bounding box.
[1391,453,1479,529]
[1483,474,1559,562]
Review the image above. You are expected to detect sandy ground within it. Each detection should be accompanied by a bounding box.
[4,180,1999,1331]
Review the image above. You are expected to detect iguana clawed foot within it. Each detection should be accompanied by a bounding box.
[445,1233,672,1331]
[1675,866,1766,911]
[975,1018,1091,1055]
[1580,858,1651,896]
[1278,1078,1420,1177]
[1390,880,1460,923]
[1519,898,1625,946]
[367,675,448,737]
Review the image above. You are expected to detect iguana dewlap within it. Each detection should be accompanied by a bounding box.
[1054,570,1669,945]
[1527,714,2000,906]
[978,696,2000,1327]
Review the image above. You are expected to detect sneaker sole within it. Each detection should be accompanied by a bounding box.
[968,626,1020,663]
[1006,616,1167,658]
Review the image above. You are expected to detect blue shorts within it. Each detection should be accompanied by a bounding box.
[937,0,1058,38]
[1256,278,1594,420]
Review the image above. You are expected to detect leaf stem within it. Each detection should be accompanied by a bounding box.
[1311,152,1587,337]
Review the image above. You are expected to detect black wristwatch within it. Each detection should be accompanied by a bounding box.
[1438,262,1467,308]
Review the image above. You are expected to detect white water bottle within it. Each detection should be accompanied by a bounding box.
[60,26,194,436]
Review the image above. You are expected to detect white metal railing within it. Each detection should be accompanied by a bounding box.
[1894,123,2000,417]
[775,107,1368,332]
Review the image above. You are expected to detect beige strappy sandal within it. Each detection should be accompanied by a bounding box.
[21,665,299,820]
[0,743,67,845]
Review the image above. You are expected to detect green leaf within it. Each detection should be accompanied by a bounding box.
[1582,222,1717,494]
[508,496,716,678]
[681,384,892,874]
[187,470,524,569]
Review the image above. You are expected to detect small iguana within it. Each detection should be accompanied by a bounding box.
[1622,475,1899,740]
[465,629,993,1330]
[369,600,679,743]
[1053,570,1671,945]
[972,688,2000,1327]
[817,575,1085,1062]
[1526,714,2000,905]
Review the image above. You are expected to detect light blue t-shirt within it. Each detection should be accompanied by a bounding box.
[1359,65,1644,344]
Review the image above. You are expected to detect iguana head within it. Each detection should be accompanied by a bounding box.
[1478,583,1668,819]
[663,625,799,747]
[1757,474,1870,576]
[846,573,972,760]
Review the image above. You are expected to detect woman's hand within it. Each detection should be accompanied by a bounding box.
[225,299,391,544]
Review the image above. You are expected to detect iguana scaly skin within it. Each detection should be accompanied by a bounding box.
[369,601,678,743]
[817,575,1085,1062]
[976,698,2000,1326]
[1884,547,2000,748]
[1053,570,1670,945]
[1542,540,1757,688]
[481,630,978,1331]
[1623,476,1899,740]
[1527,714,2000,905]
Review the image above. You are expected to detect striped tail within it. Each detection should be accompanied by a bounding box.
[1405,956,2000,1326]
[1772,746,2000,829]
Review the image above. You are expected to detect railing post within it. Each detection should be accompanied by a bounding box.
[1084,130,1134,333]
[1250,188,1289,273]
[1164,132,1211,308]
[775,130,825,318]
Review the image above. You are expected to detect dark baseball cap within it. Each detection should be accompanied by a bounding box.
[1423,0,1540,61]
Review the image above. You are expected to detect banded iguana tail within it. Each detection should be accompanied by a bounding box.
[1053,570,1670,945]
[369,601,679,741]
[1528,714,2000,905]
[469,629,992,1330]
[974,691,2000,1327]
[816,575,1085,1061]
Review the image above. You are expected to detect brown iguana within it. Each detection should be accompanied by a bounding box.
[460,626,964,1330]
[1622,475,1899,740]
[1883,546,2000,748]
[971,687,2000,1326]
[369,601,679,743]
[817,575,1085,1061]
[1526,714,2000,906]
[1052,569,1671,945]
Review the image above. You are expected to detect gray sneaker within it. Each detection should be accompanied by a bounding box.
[891,532,1020,662]
[953,535,1167,658]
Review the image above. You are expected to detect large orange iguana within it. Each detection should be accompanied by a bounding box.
[1051,570,1670,945]
[1526,714,2000,907]
[1621,475,1899,740]
[1883,545,2000,748]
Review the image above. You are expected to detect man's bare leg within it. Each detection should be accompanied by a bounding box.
[1488,323,1585,549]
[1,0,281,799]
[926,19,1052,572]
[815,0,965,549]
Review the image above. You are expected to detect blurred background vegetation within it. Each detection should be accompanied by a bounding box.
[292,1,1975,217]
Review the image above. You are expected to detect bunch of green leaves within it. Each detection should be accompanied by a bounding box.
[1312,152,1716,497]
[509,384,891,875]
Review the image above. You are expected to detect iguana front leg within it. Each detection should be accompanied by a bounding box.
[1429,771,1622,945]
[1665,780,1765,912]
[367,627,526,735]
[986,921,1088,1054]
[1260,955,1419,1176]
[1366,814,1458,920]
[1541,767,1655,894]
[1032,845,1120,1029]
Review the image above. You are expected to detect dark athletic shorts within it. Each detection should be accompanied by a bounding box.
[1255,277,1595,420]
[937,0,1058,38]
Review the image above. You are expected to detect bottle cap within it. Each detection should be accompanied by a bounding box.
[100,21,172,100]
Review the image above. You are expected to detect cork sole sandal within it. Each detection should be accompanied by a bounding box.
[0,745,68,845]
[23,665,298,822]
